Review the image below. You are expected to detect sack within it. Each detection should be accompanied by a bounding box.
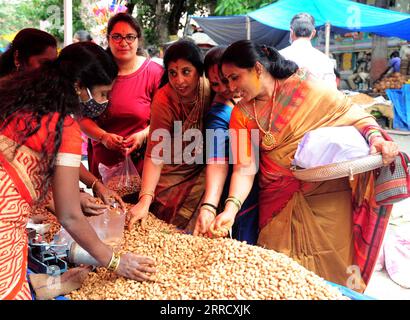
[98,155,141,197]
[374,151,410,205]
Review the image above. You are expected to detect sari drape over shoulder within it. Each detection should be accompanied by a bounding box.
[145,77,212,230]
[230,69,390,290]
[0,114,81,300]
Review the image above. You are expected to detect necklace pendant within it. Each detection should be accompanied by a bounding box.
[261,132,276,151]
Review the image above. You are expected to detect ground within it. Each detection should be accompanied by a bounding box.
[364,132,410,300]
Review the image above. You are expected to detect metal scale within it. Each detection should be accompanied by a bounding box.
[27,228,69,275]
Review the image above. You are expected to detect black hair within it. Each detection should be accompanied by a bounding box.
[159,39,204,88]
[106,12,144,56]
[390,51,400,59]
[204,46,227,78]
[221,40,298,79]
[0,28,57,77]
[74,30,93,42]
[0,42,118,204]
[290,13,315,38]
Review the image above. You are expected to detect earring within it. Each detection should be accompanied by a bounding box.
[15,62,21,71]
[74,86,81,96]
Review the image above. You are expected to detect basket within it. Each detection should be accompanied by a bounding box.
[291,153,384,182]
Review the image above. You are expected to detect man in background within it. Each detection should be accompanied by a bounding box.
[280,13,337,88]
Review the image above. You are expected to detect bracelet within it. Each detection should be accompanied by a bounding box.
[224,196,242,212]
[201,206,217,217]
[107,251,121,272]
[90,178,100,190]
[368,132,384,144]
[201,202,218,211]
[138,190,155,201]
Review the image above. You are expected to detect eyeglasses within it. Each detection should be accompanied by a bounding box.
[109,33,138,44]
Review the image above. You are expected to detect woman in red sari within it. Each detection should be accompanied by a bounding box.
[215,40,398,291]
[0,42,155,300]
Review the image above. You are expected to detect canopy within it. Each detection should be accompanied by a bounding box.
[192,0,410,48]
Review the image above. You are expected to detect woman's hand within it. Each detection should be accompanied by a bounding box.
[115,252,156,281]
[208,209,236,238]
[80,192,108,216]
[127,198,151,231]
[369,136,399,165]
[100,132,124,152]
[122,131,147,155]
[93,181,126,211]
[193,208,216,237]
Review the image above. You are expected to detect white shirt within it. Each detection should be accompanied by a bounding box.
[280,38,337,88]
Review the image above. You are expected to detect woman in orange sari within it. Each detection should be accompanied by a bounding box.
[128,40,211,231]
[213,40,399,290]
[0,42,155,300]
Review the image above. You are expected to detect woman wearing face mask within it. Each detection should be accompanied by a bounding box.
[192,46,259,243]
[216,40,399,290]
[79,13,163,182]
[0,42,156,300]
[128,40,212,232]
[0,28,124,215]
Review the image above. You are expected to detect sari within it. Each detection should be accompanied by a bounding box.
[145,77,212,230]
[0,114,81,300]
[230,69,390,290]
[205,102,259,244]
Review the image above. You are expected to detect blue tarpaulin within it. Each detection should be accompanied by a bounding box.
[193,0,410,48]
[386,84,410,131]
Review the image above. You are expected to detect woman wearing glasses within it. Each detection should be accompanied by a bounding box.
[79,13,163,184]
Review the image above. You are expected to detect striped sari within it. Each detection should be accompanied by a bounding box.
[0,114,81,300]
[230,69,391,290]
[145,77,212,231]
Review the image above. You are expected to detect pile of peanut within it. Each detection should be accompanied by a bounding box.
[68,213,345,300]
[106,174,141,197]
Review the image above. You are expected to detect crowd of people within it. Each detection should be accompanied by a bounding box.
[0,12,401,300]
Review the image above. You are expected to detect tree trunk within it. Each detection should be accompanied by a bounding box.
[155,0,169,44]
[126,3,136,15]
[168,0,186,36]
[207,0,218,15]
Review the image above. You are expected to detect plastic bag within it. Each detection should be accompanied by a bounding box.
[98,155,141,197]
[384,228,410,288]
[87,203,125,250]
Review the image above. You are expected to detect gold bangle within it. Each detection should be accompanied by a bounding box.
[138,190,155,201]
[107,251,121,272]
[225,196,242,212]
[90,178,100,190]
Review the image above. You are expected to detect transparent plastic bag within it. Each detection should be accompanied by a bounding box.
[98,155,141,197]
[87,202,125,251]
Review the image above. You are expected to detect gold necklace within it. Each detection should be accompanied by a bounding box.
[253,83,277,151]
[178,93,199,124]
